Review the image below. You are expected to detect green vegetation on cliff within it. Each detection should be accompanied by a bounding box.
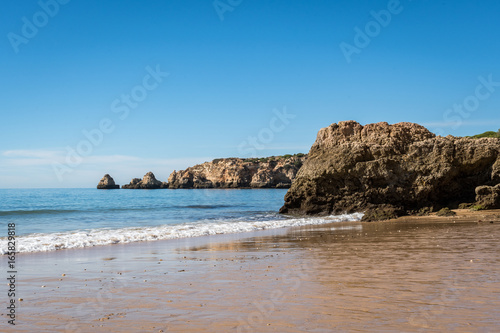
[471,129,500,138]
[211,153,307,165]
[233,153,306,164]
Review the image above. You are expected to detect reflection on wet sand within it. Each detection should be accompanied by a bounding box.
[7,211,500,332]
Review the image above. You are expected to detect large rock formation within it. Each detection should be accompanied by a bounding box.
[167,155,306,189]
[97,174,119,189]
[280,121,500,219]
[122,172,168,189]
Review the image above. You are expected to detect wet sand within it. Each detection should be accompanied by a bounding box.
[3,209,500,332]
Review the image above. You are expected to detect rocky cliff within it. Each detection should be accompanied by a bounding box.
[122,172,168,189]
[167,155,306,189]
[97,174,119,189]
[279,121,500,219]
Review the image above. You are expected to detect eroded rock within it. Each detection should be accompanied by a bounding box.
[167,155,306,189]
[122,172,167,189]
[280,121,500,218]
[97,174,119,189]
[475,184,500,209]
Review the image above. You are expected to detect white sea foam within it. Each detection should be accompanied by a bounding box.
[0,213,363,254]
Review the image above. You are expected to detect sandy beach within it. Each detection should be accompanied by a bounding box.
[4,1,500,332]
[3,209,500,332]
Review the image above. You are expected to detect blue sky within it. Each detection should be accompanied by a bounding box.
[1,0,500,188]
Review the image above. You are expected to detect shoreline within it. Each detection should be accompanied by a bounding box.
[379,208,500,223]
[2,209,500,331]
[6,209,500,257]
[3,211,363,255]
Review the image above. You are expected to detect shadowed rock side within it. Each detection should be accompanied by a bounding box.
[279,121,500,219]
[167,155,306,189]
[475,184,500,209]
[97,174,119,189]
[122,172,168,189]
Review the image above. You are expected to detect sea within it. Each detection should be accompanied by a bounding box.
[0,188,363,254]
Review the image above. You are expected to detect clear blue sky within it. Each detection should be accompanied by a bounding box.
[1,0,500,188]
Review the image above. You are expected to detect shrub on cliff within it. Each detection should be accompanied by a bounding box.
[471,130,500,138]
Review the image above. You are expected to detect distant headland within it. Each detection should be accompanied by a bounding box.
[97,154,306,190]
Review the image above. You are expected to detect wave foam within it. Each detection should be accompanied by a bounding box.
[0,213,363,254]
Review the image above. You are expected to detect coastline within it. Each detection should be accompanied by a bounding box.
[3,209,500,332]
[380,208,500,224]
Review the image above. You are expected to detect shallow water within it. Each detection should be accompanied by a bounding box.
[0,188,362,253]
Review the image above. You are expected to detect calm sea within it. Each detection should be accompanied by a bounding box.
[0,188,362,254]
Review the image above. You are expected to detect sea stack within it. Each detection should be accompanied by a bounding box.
[122,172,168,189]
[280,121,500,220]
[97,174,120,189]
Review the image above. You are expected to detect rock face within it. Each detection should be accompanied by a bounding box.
[97,174,119,189]
[280,121,500,218]
[167,155,306,189]
[475,184,500,209]
[122,172,168,189]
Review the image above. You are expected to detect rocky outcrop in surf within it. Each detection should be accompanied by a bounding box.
[97,174,119,189]
[279,121,500,220]
[167,154,306,189]
[475,184,500,209]
[122,172,168,189]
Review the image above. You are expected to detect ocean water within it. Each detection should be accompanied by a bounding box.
[0,188,362,254]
